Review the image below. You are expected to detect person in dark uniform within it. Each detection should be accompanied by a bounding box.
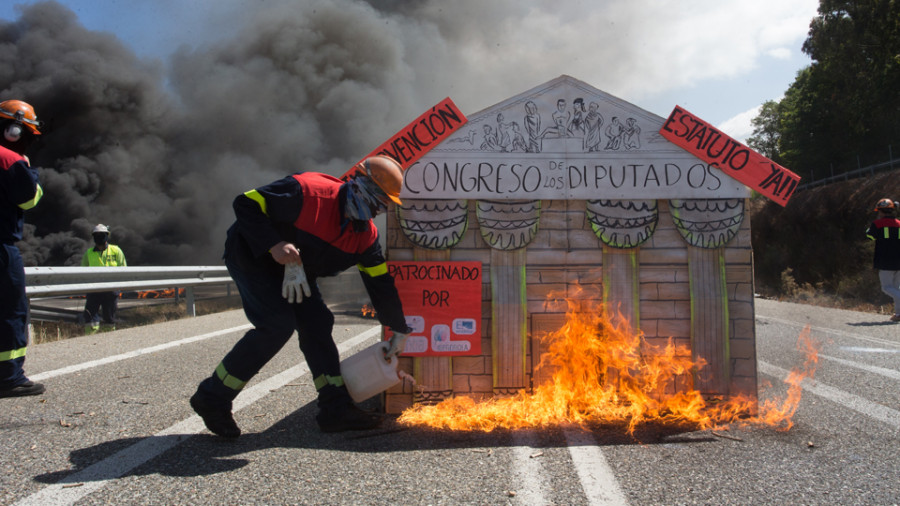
[0,100,45,398]
[866,198,900,322]
[190,155,412,437]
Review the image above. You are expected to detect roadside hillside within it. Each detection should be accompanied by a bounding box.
[750,170,900,311]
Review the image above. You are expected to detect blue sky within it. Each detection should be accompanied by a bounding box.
[1,0,819,142]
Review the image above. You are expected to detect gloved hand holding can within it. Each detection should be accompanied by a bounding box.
[385,332,409,359]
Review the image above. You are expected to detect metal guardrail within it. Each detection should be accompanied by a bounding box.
[24,266,372,322]
[797,145,896,191]
[798,159,897,191]
[25,266,232,317]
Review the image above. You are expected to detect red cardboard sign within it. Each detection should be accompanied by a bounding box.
[385,261,482,356]
[342,97,467,179]
[659,105,800,206]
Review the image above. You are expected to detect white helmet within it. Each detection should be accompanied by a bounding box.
[92,224,110,234]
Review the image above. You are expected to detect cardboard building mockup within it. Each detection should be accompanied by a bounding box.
[382,75,756,413]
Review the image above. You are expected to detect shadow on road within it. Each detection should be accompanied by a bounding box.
[33,400,712,483]
[847,320,899,327]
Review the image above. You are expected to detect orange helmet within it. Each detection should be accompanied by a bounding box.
[0,100,42,135]
[353,155,403,205]
[874,198,895,211]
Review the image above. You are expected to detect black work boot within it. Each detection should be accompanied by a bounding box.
[316,402,382,433]
[0,380,45,398]
[315,384,381,433]
[190,391,240,438]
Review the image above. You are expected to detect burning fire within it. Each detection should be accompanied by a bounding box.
[361,304,376,318]
[398,296,818,433]
[123,288,186,299]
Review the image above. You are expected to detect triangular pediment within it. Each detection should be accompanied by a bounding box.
[403,75,749,200]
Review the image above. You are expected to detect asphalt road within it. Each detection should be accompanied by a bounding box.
[1,298,898,505]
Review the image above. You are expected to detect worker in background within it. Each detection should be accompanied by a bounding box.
[190,155,412,438]
[0,100,45,398]
[80,224,127,333]
[865,198,900,322]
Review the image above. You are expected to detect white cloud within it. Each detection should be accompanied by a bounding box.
[390,0,820,111]
[767,48,793,60]
[718,105,762,143]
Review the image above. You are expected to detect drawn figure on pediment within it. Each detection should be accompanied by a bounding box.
[604,116,624,150]
[568,98,586,137]
[584,101,604,152]
[541,98,571,139]
[496,112,513,151]
[447,129,477,146]
[623,117,641,150]
[480,124,500,151]
[524,101,541,153]
[510,123,527,152]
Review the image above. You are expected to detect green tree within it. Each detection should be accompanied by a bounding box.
[746,100,782,164]
[778,67,833,179]
[753,0,900,178]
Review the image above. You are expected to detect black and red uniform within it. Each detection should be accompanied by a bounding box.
[196,171,410,410]
[0,146,41,389]
[866,213,900,316]
[866,215,900,270]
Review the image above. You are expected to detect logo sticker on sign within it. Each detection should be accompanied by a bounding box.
[453,318,477,335]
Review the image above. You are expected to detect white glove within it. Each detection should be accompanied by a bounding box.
[282,262,311,303]
[385,332,409,359]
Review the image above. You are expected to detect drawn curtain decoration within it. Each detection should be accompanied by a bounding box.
[669,199,744,249]
[398,199,469,250]
[585,199,658,249]
[476,200,541,251]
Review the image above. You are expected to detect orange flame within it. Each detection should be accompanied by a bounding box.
[398,295,818,433]
[134,288,185,299]
[361,304,376,318]
[753,325,818,430]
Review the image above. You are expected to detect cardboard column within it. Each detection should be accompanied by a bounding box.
[670,198,745,395]
[589,198,658,389]
[477,200,540,396]
[688,247,730,394]
[602,248,639,324]
[490,250,528,394]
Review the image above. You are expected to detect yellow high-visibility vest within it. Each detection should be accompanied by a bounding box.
[81,245,127,267]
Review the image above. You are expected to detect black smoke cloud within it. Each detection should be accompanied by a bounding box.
[0,0,465,266]
[2,0,770,267]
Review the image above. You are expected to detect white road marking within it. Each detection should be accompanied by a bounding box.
[837,346,900,354]
[759,360,900,429]
[510,431,548,505]
[756,315,900,348]
[563,429,629,505]
[29,325,253,382]
[818,353,900,381]
[14,326,381,506]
